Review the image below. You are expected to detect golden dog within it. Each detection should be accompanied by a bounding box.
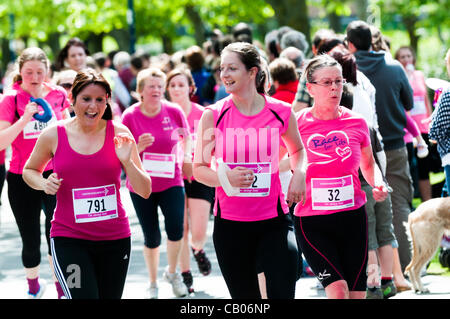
[405,197,450,293]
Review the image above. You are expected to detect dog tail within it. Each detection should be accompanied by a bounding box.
[404,217,417,274]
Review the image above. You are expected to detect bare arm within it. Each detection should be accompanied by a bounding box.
[23,126,61,194]
[360,145,388,202]
[0,101,39,150]
[114,123,151,199]
[281,111,307,206]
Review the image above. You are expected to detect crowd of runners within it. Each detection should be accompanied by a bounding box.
[0,20,449,300]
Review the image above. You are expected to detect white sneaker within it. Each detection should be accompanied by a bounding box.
[163,267,188,298]
[27,279,47,299]
[416,142,429,158]
[147,283,158,299]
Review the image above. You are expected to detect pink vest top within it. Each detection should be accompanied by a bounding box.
[210,95,291,221]
[51,120,130,241]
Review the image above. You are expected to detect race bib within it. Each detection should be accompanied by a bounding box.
[410,96,427,116]
[143,152,176,178]
[226,162,271,197]
[23,116,57,139]
[72,184,118,223]
[311,175,354,210]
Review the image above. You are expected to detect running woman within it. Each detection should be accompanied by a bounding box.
[166,68,213,294]
[193,42,306,299]
[22,69,151,299]
[0,47,70,298]
[294,54,389,299]
[121,67,191,298]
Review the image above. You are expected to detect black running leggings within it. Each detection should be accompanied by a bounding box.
[51,236,131,299]
[7,171,56,268]
[213,214,299,299]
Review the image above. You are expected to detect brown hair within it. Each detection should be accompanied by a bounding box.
[222,42,267,94]
[269,58,297,85]
[71,68,112,120]
[13,47,49,83]
[166,67,197,99]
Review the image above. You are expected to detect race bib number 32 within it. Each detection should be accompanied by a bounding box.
[311,175,354,210]
[72,185,118,223]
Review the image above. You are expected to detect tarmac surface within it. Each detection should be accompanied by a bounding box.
[0,182,449,301]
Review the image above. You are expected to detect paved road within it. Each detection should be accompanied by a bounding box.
[0,183,449,300]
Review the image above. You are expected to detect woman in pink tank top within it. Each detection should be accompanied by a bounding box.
[23,69,150,299]
[0,48,70,299]
[166,68,213,294]
[193,42,307,299]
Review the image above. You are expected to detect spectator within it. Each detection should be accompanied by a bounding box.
[280,30,309,54]
[185,45,212,105]
[280,46,306,78]
[269,58,299,104]
[56,37,90,72]
[346,20,414,272]
[113,51,134,93]
[429,48,450,197]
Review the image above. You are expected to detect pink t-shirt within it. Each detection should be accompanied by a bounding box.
[51,120,130,241]
[409,70,430,133]
[294,107,370,217]
[0,81,69,174]
[210,95,291,222]
[121,101,189,193]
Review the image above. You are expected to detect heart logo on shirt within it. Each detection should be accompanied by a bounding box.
[306,131,351,164]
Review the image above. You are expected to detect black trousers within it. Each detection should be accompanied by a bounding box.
[7,171,56,268]
[51,236,131,299]
[213,213,299,299]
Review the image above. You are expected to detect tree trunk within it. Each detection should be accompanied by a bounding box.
[327,12,341,33]
[86,32,105,54]
[109,29,130,52]
[162,35,174,54]
[185,4,206,46]
[402,15,419,54]
[265,0,311,46]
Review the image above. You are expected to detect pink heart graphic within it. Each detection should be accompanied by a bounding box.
[306,131,351,164]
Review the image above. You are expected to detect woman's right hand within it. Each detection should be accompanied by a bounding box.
[22,101,40,122]
[137,133,155,153]
[44,172,63,195]
[226,167,254,188]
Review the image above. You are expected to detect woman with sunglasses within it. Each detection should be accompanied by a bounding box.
[294,54,389,299]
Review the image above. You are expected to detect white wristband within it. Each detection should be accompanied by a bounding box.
[216,158,240,196]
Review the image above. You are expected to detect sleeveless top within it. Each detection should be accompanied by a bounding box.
[209,94,291,221]
[50,120,130,241]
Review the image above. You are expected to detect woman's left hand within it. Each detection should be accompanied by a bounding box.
[287,169,306,207]
[372,184,389,202]
[114,133,135,165]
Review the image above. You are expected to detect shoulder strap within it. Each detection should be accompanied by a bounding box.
[14,95,20,119]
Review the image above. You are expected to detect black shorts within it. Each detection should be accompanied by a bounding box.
[294,206,368,291]
[184,179,214,203]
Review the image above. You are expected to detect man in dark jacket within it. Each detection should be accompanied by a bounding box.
[346,20,414,275]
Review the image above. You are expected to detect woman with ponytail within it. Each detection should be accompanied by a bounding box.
[193,42,306,298]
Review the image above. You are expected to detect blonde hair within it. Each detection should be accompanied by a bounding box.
[13,47,49,83]
[136,67,167,94]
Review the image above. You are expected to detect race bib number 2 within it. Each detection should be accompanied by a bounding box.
[226,162,271,197]
[72,185,118,223]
